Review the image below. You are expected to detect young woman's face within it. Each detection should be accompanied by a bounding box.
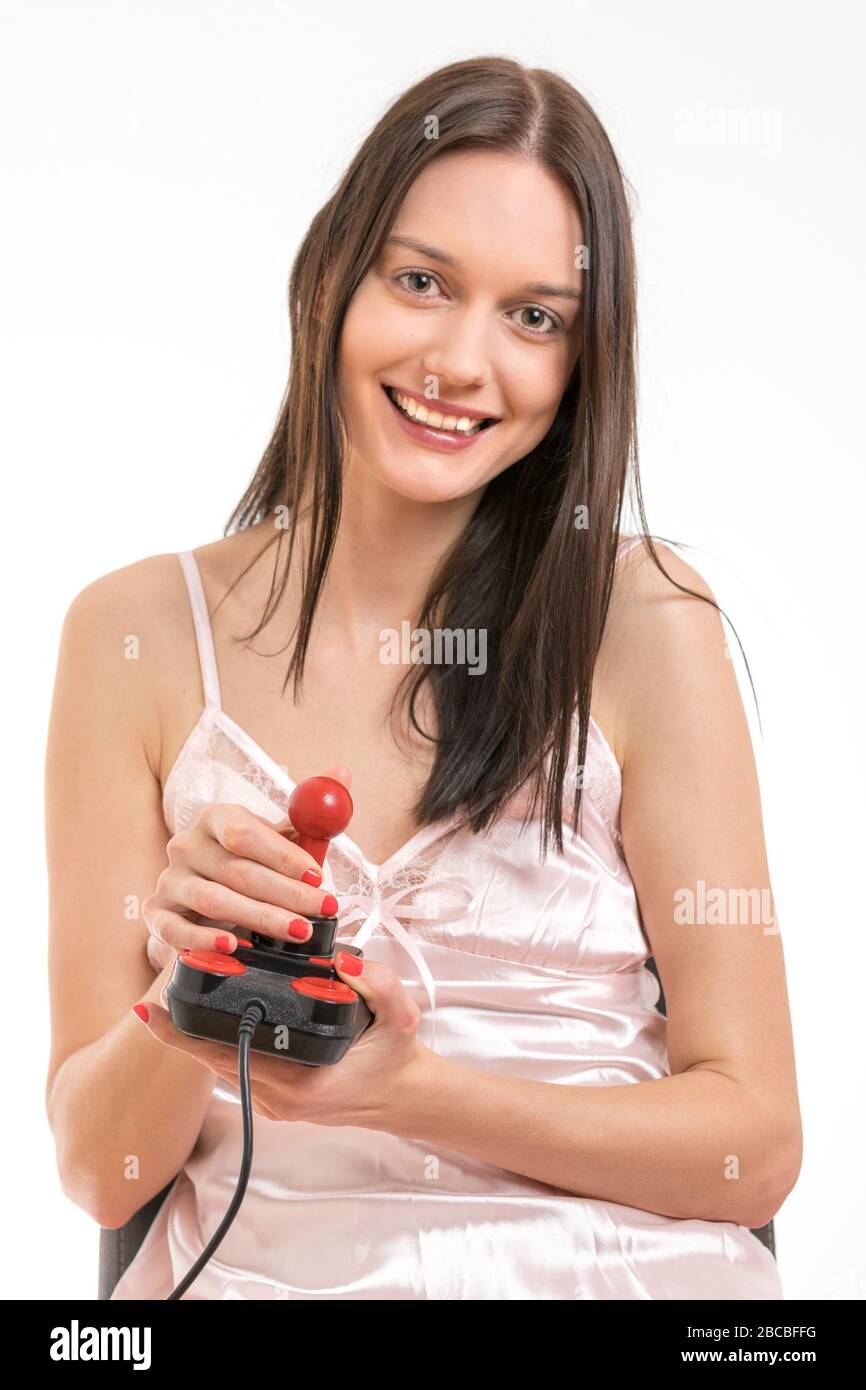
[337,150,585,505]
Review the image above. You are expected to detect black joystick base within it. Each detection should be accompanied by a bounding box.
[165,914,373,1066]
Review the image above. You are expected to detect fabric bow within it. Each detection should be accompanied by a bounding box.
[336,872,477,1052]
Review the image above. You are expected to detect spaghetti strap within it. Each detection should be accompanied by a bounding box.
[616,534,643,559]
[175,537,637,714]
[176,551,222,710]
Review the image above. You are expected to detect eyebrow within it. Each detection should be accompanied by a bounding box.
[384,234,583,304]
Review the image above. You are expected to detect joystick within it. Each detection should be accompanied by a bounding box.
[165,776,373,1066]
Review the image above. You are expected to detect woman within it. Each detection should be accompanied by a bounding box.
[45,56,801,1300]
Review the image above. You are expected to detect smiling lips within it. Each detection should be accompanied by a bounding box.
[383,384,501,452]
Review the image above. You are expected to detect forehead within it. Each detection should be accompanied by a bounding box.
[389,151,584,276]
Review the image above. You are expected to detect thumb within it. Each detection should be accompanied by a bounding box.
[321,763,352,792]
[332,952,421,1032]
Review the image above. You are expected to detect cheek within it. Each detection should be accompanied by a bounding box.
[342,280,440,373]
[513,355,576,430]
[506,390,560,437]
[337,294,372,380]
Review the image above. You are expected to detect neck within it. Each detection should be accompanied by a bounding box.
[322,464,484,632]
[238,470,485,652]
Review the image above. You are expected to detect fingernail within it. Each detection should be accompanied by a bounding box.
[336,951,362,976]
[321,893,339,916]
[215,934,235,953]
[301,867,323,886]
[132,1003,150,1023]
[288,918,311,940]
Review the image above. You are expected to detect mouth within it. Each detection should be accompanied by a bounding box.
[382,384,500,440]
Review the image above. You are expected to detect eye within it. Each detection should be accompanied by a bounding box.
[507,306,562,337]
[391,269,564,337]
[393,269,444,299]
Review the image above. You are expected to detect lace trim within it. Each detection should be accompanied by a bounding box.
[208,721,292,812]
[164,706,624,877]
[332,828,467,898]
[581,729,624,854]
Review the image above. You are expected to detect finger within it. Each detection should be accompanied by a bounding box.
[146,935,176,973]
[332,953,421,1034]
[322,763,352,792]
[131,1000,243,1073]
[135,1000,325,1093]
[147,906,254,956]
[132,1001,282,1084]
[184,838,335,921]
[204,803,328,889]
[171,875,332,946]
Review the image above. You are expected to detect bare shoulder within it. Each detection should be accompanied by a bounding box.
[593,537,729,772]
[56,527,272,774]
[66,551,187,629]
[57,550,204,777]
[64,524,264,633]
[62,549,201,671]
[605,536,720,651]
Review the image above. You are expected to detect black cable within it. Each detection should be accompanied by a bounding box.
[166,1001,266,1300]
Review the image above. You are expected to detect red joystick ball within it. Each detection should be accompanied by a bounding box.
[288,776,354,868]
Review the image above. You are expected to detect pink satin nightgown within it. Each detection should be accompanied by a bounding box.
[111,542,784,1300]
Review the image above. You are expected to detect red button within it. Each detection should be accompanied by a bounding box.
[180,949,247,976]
[291,976,358,1003]
[307,956,334,966]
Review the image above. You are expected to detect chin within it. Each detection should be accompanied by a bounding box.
[371,461,478,505]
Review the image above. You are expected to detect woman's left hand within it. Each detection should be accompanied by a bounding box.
[133,951,431,1133]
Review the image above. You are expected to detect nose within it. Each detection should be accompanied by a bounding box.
[421,305,494,394]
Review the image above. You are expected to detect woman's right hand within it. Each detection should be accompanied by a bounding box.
[142,768,349,962]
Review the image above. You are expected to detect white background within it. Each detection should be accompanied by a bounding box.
[2,0,863,1301]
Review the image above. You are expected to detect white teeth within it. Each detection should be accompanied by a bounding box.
[388,387,487,436]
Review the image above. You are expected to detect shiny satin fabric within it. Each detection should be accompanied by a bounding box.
[110,548,784,1300]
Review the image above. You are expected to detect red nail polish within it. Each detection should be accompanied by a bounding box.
[301,868,323,886]
[132,1003,150,1023]
[215,934,235,953]
[337,951,362,976]
[321,893,339,916]
[288,918,311,940]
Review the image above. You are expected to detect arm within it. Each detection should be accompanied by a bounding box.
[383,544,803,1229]
[45,563,216,1230]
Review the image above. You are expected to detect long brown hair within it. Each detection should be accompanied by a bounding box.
[221,55,754,859]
